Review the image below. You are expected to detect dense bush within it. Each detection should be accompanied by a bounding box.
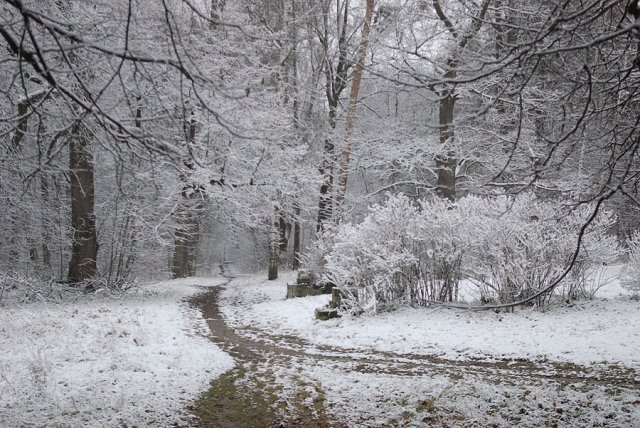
[322,193,620,315]
[462,195,619,306]
[324,196,421,314]
[621,231,640,293]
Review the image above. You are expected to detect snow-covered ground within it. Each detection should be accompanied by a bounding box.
[5,267,636,427]
[219,267,640,426]
[221,266,640,369]
[0,277,234,427]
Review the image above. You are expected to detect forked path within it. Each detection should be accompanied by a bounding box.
[189,277,640,427]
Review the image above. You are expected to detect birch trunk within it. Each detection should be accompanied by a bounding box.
[335,0,375,212]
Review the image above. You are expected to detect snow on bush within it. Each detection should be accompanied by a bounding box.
[464,194,620,305]
[323,193,620,315]
[621,231,640,293]
[323,195,421,314]
[323,195,467,314]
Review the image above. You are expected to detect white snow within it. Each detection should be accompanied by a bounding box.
[220,268,640,425]
[0,277,234,427]
[298,362,640,427]
[221,267,640,369]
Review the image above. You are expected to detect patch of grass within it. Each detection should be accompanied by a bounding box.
[191,364,338,427]
[414,398,466,426]
[287,375,336,426]
[191,365,277,427]
[605,387,622,397]
[401,410,416,419]
[416,398,437,413]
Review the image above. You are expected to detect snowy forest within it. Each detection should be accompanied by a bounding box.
[2,0,640,426]
[2,0,640,310]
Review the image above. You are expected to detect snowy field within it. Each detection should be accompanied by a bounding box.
[3,267,637,427]
[219,267,640,426]
[0,278,234,427]
[221,266,640,369]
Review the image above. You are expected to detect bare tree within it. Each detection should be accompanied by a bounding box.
[0,0,308,282]
[429,0,491,201]
[67,123,98,283]
[335,0,376,213]
[315,0,355,232]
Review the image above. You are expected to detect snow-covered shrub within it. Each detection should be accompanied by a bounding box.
[563,210,620,300]
[0,271,139,304]
[411,197,467,303]
[322,192,620,315]
[324,195,472,314]
[0,273,63,304]
[299,223,339,285]
[465,195,620,306]
[621,231,640,293]
[324,195,421,314]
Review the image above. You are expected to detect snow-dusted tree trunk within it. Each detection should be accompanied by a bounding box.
[68,124,98,283]
[436,81,457,201]
[432,0,491,201]
[171,201,201,279]
[268,205,281,280]
[7,92,49,270]
[171,109,202,279]
[335,0,375,212]
[292,201,301,270]
[316,0,351,233]
[209,0,223,30]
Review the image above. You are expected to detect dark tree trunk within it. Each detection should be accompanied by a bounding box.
[278,215,289,253]
[40,175,52,269]
[268,242,279,280]
[292,201,301,270]
[67,125,98,283]
[171,204,200,278]
[11,100,28,151]
[436,89,457,201]
[431,0,490,202]
[209,0,223,30]
[316,147,335,233]
[171,106,202,279]
[28,238,38,262]
[316,106,338,233]
[9,93,47,269]
[316,2,349,233]
[268,209,280,280]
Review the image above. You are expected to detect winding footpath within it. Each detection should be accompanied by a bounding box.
[189,272,640,427]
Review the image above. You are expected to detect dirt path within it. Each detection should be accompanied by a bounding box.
[188,278,640,427]
[190,282,344,427]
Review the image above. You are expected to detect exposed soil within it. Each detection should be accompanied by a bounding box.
[188,275,640,427]
[189,280,340,427]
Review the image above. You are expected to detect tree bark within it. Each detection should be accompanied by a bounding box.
[9,92,48,269]
[432,0,491,201]
[292,201,301,270]
[11,100,28,151]
[436,88,457,201]
[268,242,279,279]
[316,133,336,233]
[316,0,351,233]
[67,124,98,283]
[171,110,202,279]
[171,203,200,278]
[335,0,375,212]
[268,207,280,280]
[209,0,223,30]
[40,174,52,270]
[278,214,289,253]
